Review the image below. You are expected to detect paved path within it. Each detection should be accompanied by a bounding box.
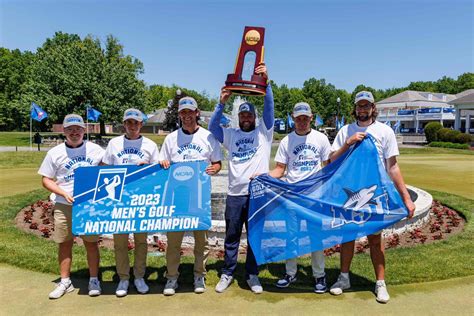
[1,264,473,315]
[0,146,50,152]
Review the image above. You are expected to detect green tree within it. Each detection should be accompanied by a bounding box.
[0,48,35,130]
[21,32,145,133]
[456,73,474,93]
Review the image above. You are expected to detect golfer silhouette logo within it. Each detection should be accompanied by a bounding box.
[93,168,127,203]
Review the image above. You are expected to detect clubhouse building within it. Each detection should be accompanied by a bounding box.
[376,89,474,134]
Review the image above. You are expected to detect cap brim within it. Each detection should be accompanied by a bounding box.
[293,112,312,117]
[354,97,374,104]
[179,105,198,112]
[123,117,143,122]
[63,123,85,128]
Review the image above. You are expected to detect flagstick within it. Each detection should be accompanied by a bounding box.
[30,111,32,151]
[86,106,89,141]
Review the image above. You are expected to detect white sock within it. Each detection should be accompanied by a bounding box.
[90,277,99,282]
[340,272,349,279]
[376,280,386,286]
[61,277,71,285]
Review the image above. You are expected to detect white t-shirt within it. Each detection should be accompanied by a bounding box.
[159,127,222,163]
[38,142,105,205]
[331,121,399,167]
[275,129,331,184]
[103,135,159,165]
[223,120,273,195]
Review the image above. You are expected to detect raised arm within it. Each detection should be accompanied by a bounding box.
[209,88,232,143]
[263,84,274,129]
[254,63,274,130]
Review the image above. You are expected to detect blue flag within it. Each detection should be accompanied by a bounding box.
[248,135,408,265]
[315,115,323,127]
[87,107,102,122]
[287,114,294,129]
[31,102,48,122]
[142,112,149,124]
[220,115,231,126]
[335,116,340,129]
[393,120,401,133]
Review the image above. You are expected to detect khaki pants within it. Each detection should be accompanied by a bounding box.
[53,203,99,243]
[286,250,325,278]
[114,233,148,280]
[166,230,209,280]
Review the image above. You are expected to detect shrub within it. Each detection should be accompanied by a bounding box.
[424,122,443,143]
[455,133,472,144]
[429,141,470,149]
[437,128,461,143]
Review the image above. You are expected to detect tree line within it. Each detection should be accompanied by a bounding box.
[1,31,473,132]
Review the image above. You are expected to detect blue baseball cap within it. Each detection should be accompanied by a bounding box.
[238,102,256,115]
[123,108,143,122]
[63,114,85,128]
[293,102,312,117]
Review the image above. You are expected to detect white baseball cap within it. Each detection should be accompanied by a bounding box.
[354,91,375,104]
[123,108,143,122]
[293,102,312,117]
[63,114,85,128]
[178,97,198,112]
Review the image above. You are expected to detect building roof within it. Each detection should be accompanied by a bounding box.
[377,90,456,105]
[449,90,474,105]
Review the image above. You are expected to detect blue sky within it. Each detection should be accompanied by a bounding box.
[1,0,472,97]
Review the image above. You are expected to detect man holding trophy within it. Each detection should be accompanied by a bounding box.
[209,57,274,293]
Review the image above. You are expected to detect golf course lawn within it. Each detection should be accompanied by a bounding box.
[398,154,473,199]
[0,147,472,314]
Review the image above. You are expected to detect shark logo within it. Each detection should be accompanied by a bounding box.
[342,185,377,211]
[331,185,391,228]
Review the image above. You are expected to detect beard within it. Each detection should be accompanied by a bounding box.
[356,114,370,122]
[239,121,256,132]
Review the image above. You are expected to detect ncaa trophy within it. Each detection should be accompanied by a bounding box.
[224,26,267,96]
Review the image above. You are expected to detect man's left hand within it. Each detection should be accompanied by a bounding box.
[205,164,219,175]
[405,199,416,219]
[255,63,268,80]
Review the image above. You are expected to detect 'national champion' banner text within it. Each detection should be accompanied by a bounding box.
[72,161,211,235]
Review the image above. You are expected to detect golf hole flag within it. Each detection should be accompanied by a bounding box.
[248,135,408,265]
[72,161,211,235]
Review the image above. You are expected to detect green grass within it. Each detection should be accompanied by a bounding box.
[0,189,472,287]
[0,142,472,287]
[399,146,474,155]
[398,154,474,199]
[0,132,63,147]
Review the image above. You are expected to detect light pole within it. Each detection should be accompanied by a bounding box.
[176,89,182,129]
[336,97,341,130]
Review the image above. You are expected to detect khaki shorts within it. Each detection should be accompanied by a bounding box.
[53,203,99,243]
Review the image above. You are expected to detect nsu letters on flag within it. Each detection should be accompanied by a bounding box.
[248,135,408,265]
[72,161,211,235]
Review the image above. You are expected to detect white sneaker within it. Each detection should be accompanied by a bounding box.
[134,278,149,294]
[375,281,390,303]
[163,279,178,296]
[49,281,74,299]
[330,274,351,295]
[88,279,101,297]
[194,276,206,294]
[115,280,129,297]
[215,274,233,293]
[246,274,263,294]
